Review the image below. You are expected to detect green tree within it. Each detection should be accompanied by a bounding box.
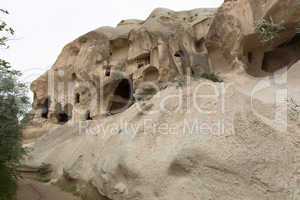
[0,9,29,200]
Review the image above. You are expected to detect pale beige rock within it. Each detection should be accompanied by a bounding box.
[23,3,300,200]
[25,75,300,200]
[26,7,216,131]
[206,0,300,76]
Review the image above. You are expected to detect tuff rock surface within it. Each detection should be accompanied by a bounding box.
[24,1,300,199]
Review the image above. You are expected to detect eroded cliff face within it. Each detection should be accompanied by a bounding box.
[28,1,300,133]
[206,0,300,76]
[27,8,215,134]
[24,1,300,200]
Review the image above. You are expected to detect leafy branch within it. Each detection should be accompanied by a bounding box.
[0,9,14,49]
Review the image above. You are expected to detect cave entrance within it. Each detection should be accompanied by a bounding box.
[195,38,205,52]
[246,33,300,76]
[75,93,80,104]
[55,103,71,124]
[105,67,111,77]
[64,104,73,120]
[71,73,77,81]
[57,112,69,123]
[174,50,184,58]
[41,98,50,119]
[108,79,133,114]
[261,33,300,73]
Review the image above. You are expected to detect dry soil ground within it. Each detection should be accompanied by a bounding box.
[16,179,80,200]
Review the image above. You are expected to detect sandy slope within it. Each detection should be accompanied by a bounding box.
[25,70,300,200]
[17,179,80,200]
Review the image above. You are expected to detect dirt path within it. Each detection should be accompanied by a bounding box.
[17,179,80,200]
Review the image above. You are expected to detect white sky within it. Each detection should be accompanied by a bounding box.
[2,0,223,84]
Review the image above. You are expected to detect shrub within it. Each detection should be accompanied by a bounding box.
[255,18,286,43]
[0,9,30,200]
[200,72,223,83]
[288,98,300,121]
[78,37,87,43]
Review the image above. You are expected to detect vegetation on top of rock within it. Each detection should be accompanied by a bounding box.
[255,18,286,43]
[79,37,88,43]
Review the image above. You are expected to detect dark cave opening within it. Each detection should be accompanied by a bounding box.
[261,33,300,73]
[55,103,71,124]
[195,38,205,52]
[57,112,69,123]
[71,73,77,81]
[108,79,133,114]
[75,93,80,104]
[278,33,300,48]
[105,67,111,77]
[174,50,184,58]
[248,52,253,64]
[191,68,195,75]
[138,63,144,69]
[86,111,93,120]
[245,32,300,76]
[41,98,50,119]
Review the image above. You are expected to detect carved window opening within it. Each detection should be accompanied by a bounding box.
[86,111,93,120]
[191,68,195,75]
[105,67,111,76]
[174,50,184,58]
[57,112,69,124]
[71,73,77,81]
[75,93,80,104]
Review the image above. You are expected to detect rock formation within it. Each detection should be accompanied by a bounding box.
[206,0,300,76]
[26,8,215,132]
[24,1,300,200]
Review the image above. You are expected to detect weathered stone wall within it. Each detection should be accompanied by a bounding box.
[28,8,216,129]
[206,0,300,76]
[27,1,300,138]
